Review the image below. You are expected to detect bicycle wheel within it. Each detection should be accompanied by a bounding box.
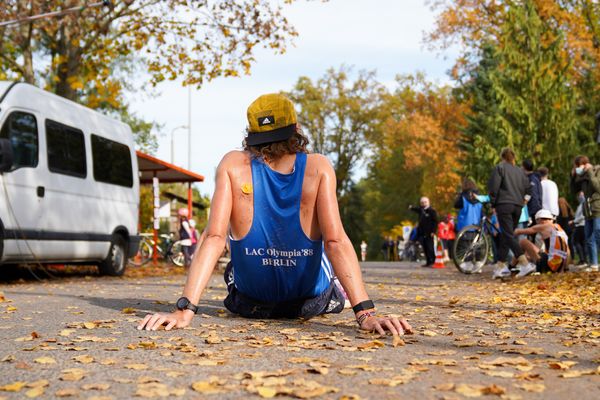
[128,238,153,266]
[452,225,490,274]
[168,240,186,267]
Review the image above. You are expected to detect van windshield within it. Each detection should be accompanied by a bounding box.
[0,111,38,169]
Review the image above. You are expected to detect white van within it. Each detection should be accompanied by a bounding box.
[0,81,140,276]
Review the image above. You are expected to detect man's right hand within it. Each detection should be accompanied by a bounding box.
[137,310,194,331]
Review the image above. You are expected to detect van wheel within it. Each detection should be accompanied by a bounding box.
[99,235,127,276]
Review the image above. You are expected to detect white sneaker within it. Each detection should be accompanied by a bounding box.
[493,264,511,279]
[590,264,599,272]
[473,261,484,273]
[460,261,474,273]
[516,262,537,278]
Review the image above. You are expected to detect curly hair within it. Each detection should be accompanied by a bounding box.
[243,125,309,162]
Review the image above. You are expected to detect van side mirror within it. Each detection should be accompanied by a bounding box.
[0,138,14,172]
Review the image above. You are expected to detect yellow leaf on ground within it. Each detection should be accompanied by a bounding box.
[34,357,56,364]
[125,363,148,370]
[59,368,86,382]
[0,381,26,392]
[392,335,405,347]
[548,361,577,370]
[257,387,277,398]
[82,383,110,391]
[73,355,94,364]
[560,369,597,378]
[55,388,79,397]
[517,383,545,393]
[24,387,45,398]
[455,384,484,397]
[83,322,97,329]
[121,308,136,314]
[25,381,49,389]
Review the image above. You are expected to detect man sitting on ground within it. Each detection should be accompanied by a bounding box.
[512,209,570,277]
[138,94,412,336]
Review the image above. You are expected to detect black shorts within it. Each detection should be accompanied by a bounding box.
[536,252,549,273]
[223,262,345,319]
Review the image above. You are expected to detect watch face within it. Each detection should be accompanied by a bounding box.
[176,297,190,310]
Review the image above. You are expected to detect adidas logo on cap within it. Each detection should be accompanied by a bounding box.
[258,116,275,126]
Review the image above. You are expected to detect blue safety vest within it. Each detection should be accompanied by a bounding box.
[229,152,331,302]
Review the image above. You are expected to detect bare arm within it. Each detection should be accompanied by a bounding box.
[514,224,545,237]
[315,156,412,336]
[138,155,233,331]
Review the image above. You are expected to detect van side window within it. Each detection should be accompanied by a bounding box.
[91,134,133,187]
[45,120,86,178]
[0,111,38,169]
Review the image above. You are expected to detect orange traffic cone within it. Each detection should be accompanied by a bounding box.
[433,240,445,269]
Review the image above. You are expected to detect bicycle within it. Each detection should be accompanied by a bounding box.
[128,232,186,267]
[452,208,500,274]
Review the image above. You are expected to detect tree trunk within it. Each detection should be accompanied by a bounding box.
[54,24,80,101]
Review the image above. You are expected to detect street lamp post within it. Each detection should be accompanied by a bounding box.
[170,125,188,165]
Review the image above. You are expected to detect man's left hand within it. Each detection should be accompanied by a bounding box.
[359,314,412,336]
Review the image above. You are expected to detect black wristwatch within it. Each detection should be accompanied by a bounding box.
[176,297,199,314]
[352,299,375,314]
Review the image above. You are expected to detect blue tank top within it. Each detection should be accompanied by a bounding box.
[229,153,331,303]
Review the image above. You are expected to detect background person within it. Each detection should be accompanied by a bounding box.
[488,148,532,279]
[539,167,559,218]
[573,194,588,266]
[410,197,438,267]
[177,208,194,268]
[570,155,600,272]
[513,209,570,277]
[454,178,483,233]
[360,240,368,262]
[522,159,543,222]
[556,197,575,265]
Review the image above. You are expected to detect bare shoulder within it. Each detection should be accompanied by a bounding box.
[306,153,334,176]
[219,150,251,170]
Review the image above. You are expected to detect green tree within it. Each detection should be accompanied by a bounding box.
[286,67,386,197]
[460,1,583,193]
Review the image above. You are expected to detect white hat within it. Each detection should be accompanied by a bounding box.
[535,209,553,220]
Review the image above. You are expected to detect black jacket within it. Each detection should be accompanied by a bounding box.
[488,161,530,207]
[525,171,543,217]
[410,206,438,236]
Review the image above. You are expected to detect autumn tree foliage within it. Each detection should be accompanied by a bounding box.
[286,67,386,197]
[0,0,301,151]
[429,0,600,195]
[364,75,467,242]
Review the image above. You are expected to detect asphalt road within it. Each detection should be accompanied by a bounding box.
[0,262,599,399]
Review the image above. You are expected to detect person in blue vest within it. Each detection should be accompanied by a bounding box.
[454,178,483,233]
[138,94,412,336]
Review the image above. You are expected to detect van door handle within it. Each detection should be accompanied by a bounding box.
[37,186,45,198]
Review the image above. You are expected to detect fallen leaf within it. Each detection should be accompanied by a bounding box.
[59,368,86,381]
[55,388,79,397]
[121,308,136,314]
[72,355,94,364]
[392,335,405,347]
[82,383,110,391]
[517,383,545,393]
[548,361,577,370]
[24,386,45,398]
[34,357,56,365]
[455,384,485,398]
[0,381,26,392]
[125,363,148,370]
[256,387,277,398]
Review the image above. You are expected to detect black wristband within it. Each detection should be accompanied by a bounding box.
[352,300,375,314]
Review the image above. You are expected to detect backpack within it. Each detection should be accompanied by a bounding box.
[547,224,569,272]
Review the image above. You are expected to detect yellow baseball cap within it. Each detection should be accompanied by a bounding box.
[246,93,297,145]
